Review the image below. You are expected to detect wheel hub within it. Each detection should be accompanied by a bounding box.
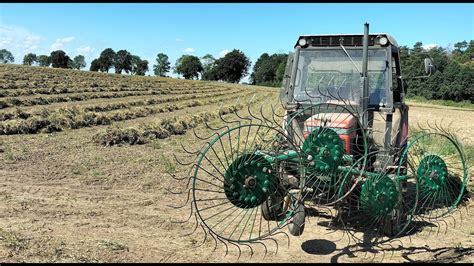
[302,127,344,174]
[417,154,448,190]
[360,175,399,217]
[224,153,278,209]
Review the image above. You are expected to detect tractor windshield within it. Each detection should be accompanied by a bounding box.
[292,48,389,106]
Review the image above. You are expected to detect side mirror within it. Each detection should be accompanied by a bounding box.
[424,58,435,75]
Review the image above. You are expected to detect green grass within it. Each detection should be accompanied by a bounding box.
[406,96,474,109]
[98,240,128,252]
[0,228,27,253]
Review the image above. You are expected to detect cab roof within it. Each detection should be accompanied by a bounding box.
[295,33,398,48]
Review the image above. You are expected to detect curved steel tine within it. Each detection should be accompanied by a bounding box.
[246,94,264,124]
[440,219,448,235]
[205,117,229,132]
[272,102,286,118]
[166,188,192,209]
[180,140,201,155]
[181,213,200,237]
[272,231,291,249]
[192,223,208,248]
[446,214,456,230]
[228,241,242,262]
[167,170,189,182]
[170,203,194,224]
[266,237,279,255]
[241,243,254,261]
[173,153,196,166]
[163,184,187,195]
[254,241,268,260]
[219,107,242,126]
[209,231,218,252]
[192,126,218,141]
[259,103,274,127]
[217,236,229,258]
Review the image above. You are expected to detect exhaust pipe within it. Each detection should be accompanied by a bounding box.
[361,22,369,129]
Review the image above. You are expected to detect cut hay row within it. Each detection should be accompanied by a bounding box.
[0,89,237,122]
[0,83,231,98]
[0,91,256,135]
[93,103,249,146]
[0,86,241,109]
[0,65,242,94]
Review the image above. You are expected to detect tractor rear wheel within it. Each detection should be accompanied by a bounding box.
[288,203,305,236]
[261,195,285,221]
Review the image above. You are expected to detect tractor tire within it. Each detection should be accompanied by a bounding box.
[288,203,305,236]
[261,195,285,221]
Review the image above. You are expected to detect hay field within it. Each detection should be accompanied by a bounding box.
[0,64,472,262]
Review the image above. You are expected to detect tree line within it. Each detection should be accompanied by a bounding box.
[399,41,473,102]
[0,49,86,70]
[88,48,251,83]
[0,39,472,102]
[0,47,252,83]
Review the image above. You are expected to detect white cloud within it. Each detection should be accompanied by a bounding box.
[219,49,229,58]
[75,46,94,56]
[423,43,438,50]
[50,36,76,52]
[0,25,43,55]
[57,36,75,43]
[183,47,195,54]
[50,42,64,51]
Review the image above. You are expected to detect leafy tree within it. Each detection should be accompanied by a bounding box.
[0,49,14,63]
[216,49,251,83]
[250,53,289,87]
[153,53,171,77]
[73,55,86,70]
[399,39,474,103]
[250,53,269,84]
[131,55,141,75]
[90,59,100,72]
[201,54,219,80]
[37,55,50,67]
[98,48,116,72]
[23,53,37,65]
[136,60,149,76]
[50,50,71,68]
[453,41,468,53]
[175,55,203,80]
[114,49,132,74]
[67,57,74,69]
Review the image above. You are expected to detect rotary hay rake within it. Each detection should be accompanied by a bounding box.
[167,23,470,261]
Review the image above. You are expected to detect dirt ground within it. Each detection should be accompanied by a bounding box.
[1,98,473,262]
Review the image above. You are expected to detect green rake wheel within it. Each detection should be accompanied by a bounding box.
[334,157,419,240]
[191,124,304,243]
[398,131,468,220]
[302,127,344,175]
[223,153,278,209]
[360,173,400,217]
[283,103,369,206]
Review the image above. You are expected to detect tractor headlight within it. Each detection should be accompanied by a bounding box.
[378,36,388,46]
[298,38,308,47]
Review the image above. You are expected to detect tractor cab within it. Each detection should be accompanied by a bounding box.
[280,30,410,171]
[281,33,405,110]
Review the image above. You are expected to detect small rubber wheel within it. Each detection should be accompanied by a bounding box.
[288,203,305,236]
[261,195,285,221]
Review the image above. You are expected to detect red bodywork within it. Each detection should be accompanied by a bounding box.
[303,113,357,154]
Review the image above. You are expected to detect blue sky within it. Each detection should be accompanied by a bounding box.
[0,3,472,81]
